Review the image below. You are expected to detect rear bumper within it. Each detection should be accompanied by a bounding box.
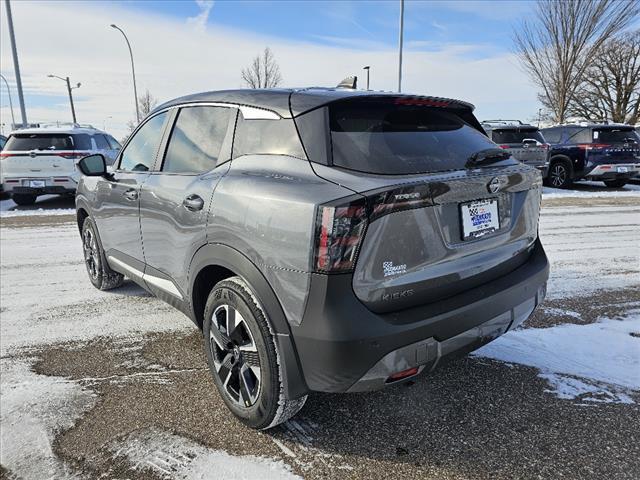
[2,176,78,194]
[291,238,549,393]
[585,163,640,179]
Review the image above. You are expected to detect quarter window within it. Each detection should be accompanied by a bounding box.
[162,106,233,174]
[119,112,168,172]
[94,135,110,150]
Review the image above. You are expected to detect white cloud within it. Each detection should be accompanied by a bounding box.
[0,1,540,140]
[186,0,215,33]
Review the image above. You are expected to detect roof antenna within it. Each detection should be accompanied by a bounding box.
[336,75,357,89]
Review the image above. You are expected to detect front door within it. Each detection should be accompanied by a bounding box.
[140,105,237,299]
[94,111,169,271]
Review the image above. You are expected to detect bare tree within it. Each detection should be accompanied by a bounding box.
[126,89,159,134]
[569,31,640,124]
[514,0,639,124]
[241,47,282,89]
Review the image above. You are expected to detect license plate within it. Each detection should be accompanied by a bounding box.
[461,198,500,240]
[617,166,629,173]
[29,180,46,188]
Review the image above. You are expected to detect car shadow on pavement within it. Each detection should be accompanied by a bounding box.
[1,194,75,212]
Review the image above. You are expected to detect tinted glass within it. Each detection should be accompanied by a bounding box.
[233,115,306,159]
[5,133,91,151]
[119,112,167,172]
[0,137,5,150]
[329,102,495,174]
[94,134,110,150]
[541,127,563,143]
[491,129,544,144]
[107,135,121,150]
[594,128,639,143]
[163,106,232,174]
[566,128,591,144]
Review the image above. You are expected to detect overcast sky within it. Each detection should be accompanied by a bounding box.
[0,0,541,140]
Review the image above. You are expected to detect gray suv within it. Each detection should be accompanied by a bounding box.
[75,89,549,429]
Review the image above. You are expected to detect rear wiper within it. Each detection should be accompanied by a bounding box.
[465,148,511,168]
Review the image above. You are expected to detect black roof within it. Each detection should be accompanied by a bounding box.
[153,88,475,119]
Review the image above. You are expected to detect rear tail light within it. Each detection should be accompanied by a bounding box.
[57,151,91,159]
[498,145,510,149]
[313,184,432,273]
[577,143,610,151]
[542,143,550,150]
[314,197,367,273]
[0,152,13,158]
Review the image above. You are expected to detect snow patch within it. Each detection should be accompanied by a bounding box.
[475,312,640,403]
[113,428,301,480]
[0,358,96,479]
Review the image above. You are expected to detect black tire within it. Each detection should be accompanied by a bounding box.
[81,217,124,290]
[12,193,37,206]
[547,160,573,189]
[203,276,307,429]
[603,179,627,188]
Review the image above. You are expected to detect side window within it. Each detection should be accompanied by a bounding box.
[107,135,121,150]
[162,106,233,174]
[566,128,591,144]
[541,127,562,144]
[119,112,168,172]
[232,114,306,159]
[94,135,110,150]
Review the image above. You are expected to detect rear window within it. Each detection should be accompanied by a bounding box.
[329,102,495,175]
[4,133,91,151]
[594,128,639,144]
[491,129,544,144]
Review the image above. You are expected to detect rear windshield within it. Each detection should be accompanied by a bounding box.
[491,129,544,144]
[4,133,91,151]
[593,128,639,144]
[329,102,495,174]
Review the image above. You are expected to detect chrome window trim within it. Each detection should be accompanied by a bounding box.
[156,102,281,120]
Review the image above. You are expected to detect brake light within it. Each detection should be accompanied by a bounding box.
[499,145,510,149]
[57,151,91,159]
[314,197,368,273]
[394,97,450,108]
[0,152,13,158]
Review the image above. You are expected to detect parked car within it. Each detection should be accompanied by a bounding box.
[540,123,640,188]
[481,120,549,176]
[75,89,549,429]
[0,124,121,205]
[0,134,6,150]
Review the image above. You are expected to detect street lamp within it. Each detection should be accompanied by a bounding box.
[363,66,370,90]
[0,73,16,128]
[110,24,140,123]
[398,0,405,93]
[48,74,80,124]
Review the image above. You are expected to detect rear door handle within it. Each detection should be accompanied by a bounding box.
[123,189,138,201]
[183,194,204,211]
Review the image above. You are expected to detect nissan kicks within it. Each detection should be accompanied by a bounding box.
[75,88,549,429]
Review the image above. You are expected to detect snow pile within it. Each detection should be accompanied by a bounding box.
[114,429,301,480]
[542,181,640,198]
[475,312,640,404]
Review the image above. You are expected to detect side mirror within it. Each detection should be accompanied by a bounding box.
[78,154,107,177]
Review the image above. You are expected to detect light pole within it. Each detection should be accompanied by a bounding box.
[48,74,81,124]
[111,24,140,123]
[398,0,405,93]
[363,66,370,90]
[0,73,16,129]
[5,0,27,127]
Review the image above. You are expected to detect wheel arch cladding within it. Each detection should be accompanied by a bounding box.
[550,154,573,172]
[76,206,89,234]
[188,243,309,399]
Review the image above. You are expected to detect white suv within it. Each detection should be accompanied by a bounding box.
[0,125,121,205]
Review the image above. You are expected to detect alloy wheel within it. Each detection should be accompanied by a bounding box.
[82,228,100,279]
[550,164,567,187]
[210,304,261,408]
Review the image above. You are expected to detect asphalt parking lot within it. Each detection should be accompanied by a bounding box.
[1,184,639,480]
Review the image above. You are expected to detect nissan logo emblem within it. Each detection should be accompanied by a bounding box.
[488,176,508,194]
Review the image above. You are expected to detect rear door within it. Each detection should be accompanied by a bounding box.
[93,112,169,271]
[139,105,237,298]
[304,98,541,313]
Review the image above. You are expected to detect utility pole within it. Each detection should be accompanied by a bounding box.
[0,73,16,129]
[5,0,28,127]
[48,75,81,124]
[397,0,404,93]
[363,66,370,90]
